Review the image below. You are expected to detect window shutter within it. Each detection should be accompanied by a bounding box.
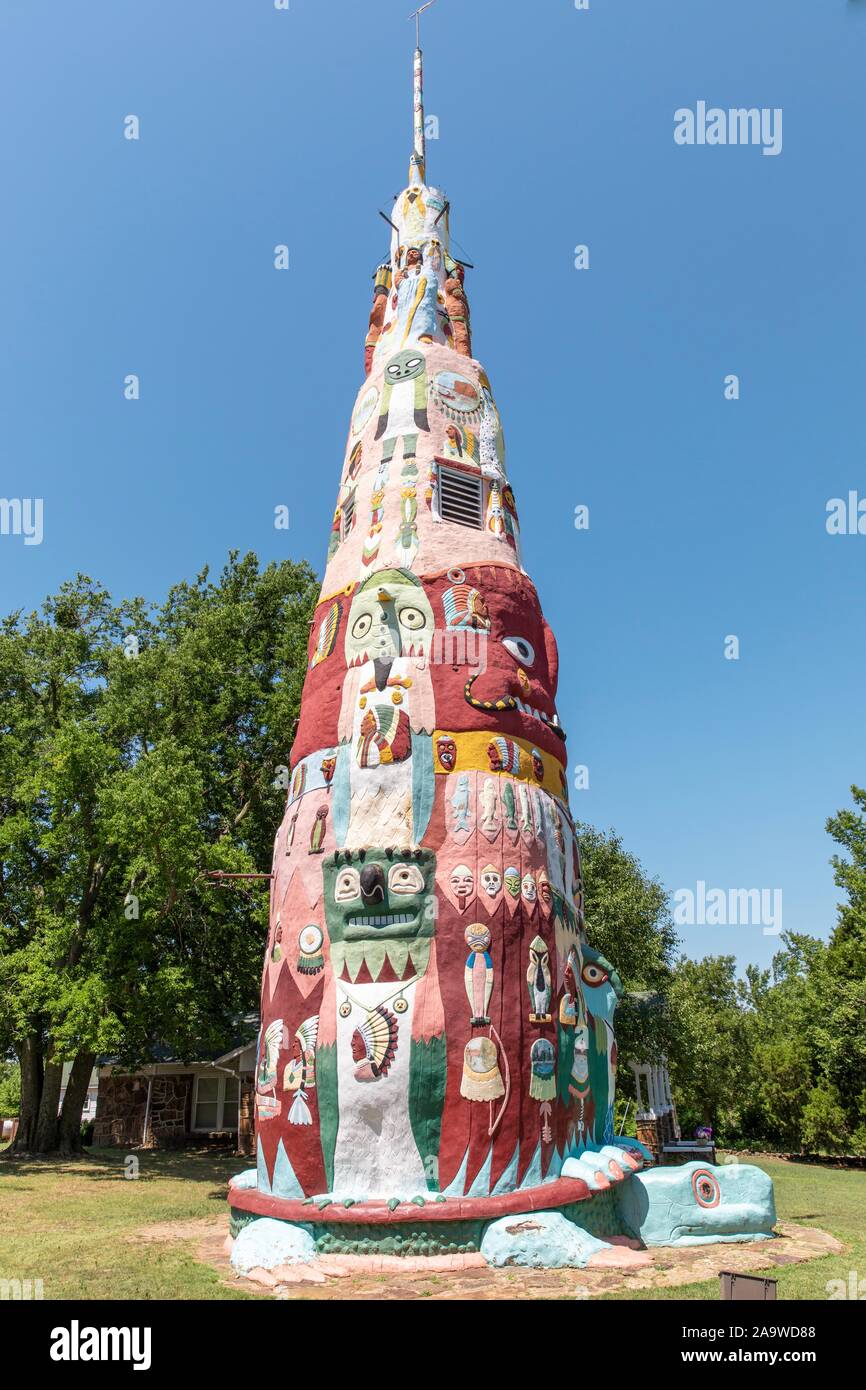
[438,466,483,529]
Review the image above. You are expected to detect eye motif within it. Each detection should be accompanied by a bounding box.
[405,357,422,373]
[503,636,535,666]
[299,924,323,954]
[388,863,424,895]
[581,962,609,987]
[398,606,425,631]
[335,867,361,902]
[352,613,373,639]
[692,1170,721,1209]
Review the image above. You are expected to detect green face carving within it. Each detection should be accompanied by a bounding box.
[344,568,435,668]
[323,848,437,983]
[384,348,426,383]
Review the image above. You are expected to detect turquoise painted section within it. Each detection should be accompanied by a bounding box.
[616,1136,653,1164]
[616,1161,776,1247]
[519,1141,543,1189]
[230,1217,316,1273]
[491,1145,519,1196]
[481,1210,608,1269]
[466,1148,493,1198]
[231,1168,258,1191]
[410,730,435,841]
[441,1147,469,1196]
[561,1153,609,1191]
[271,1138,305,1199]
[541,1144,562,1183]
[331,743,352,846]
[256,1137,272,1195]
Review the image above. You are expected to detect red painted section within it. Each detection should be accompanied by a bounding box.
[228,1174,593,1226]
[292,564,567,767]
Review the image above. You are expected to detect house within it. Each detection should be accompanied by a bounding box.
[92,1016,258,1155]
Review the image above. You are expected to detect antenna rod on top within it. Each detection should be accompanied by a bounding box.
[407,0,438,181]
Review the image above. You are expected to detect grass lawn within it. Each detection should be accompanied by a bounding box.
[0,1146,257,1301]
[1,1147,863,1300]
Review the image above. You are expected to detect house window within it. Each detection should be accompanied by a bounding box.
[437,465,483,528]
[192,1074,240,1132]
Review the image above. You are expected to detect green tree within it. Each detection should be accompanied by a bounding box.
[666,955,751,1140]
[0,553,317,1155]
[800,1084,849,1155]
[0,1061,20,1117]
[578,825,680,1087]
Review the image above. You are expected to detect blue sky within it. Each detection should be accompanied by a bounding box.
[1,0,863,972]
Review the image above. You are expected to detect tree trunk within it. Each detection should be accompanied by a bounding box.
[57,1051,97,1154]
[34,1057,62,1153]
[8,1033,42,1153]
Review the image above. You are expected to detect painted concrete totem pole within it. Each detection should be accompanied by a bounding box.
[228,25,775,1271]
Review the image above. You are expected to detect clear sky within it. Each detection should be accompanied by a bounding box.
[1,0,863,972]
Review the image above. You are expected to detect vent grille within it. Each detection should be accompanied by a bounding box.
[438,466,483,529]
[342,493,355,537]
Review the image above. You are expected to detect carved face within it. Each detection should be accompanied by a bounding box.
[450,864,474,900]
[537,870,552,908]
[573,941,622,1026]
[521,873,537,904]
[437,736,457,771]
[504,866,520,898]
[480,865,501,897]
[345,568,435,668]
[384,348,426,384]
[464,922,491,953]
[427,567,565,757]
[324,848,436,945]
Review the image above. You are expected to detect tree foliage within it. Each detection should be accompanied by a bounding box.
[0,552,318,1153]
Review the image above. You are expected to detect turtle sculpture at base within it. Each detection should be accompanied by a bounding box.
[227,1155,776,1274]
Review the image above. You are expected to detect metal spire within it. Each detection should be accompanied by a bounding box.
[407,1,437,182]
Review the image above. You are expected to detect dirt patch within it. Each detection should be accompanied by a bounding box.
[195,1217,842,1301]
[130,1218,226,1244]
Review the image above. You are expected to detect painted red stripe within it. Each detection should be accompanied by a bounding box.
[228,1175,592,1226]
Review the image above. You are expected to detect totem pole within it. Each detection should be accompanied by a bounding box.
[227,18,776,1266]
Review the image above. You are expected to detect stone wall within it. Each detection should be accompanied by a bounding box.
[92,1075,149,1148]
[146,1074,193,1147]
[93,1073,194,1149]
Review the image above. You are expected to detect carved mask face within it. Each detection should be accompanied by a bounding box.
[537,870,552,907]
[384,348,426,383]
[324,848,436,945]
[480,865,501,897]
[464,922,491,953]
[450,864,474,900]
[443,568,565,754]
[345,568,435,668]
[521,873,537,904]
[504,867,520,898]
[437,736,457,771]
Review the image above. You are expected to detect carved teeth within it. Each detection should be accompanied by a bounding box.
[347,913,413,928]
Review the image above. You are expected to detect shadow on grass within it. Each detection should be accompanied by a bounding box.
[0,1147,248,1194]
